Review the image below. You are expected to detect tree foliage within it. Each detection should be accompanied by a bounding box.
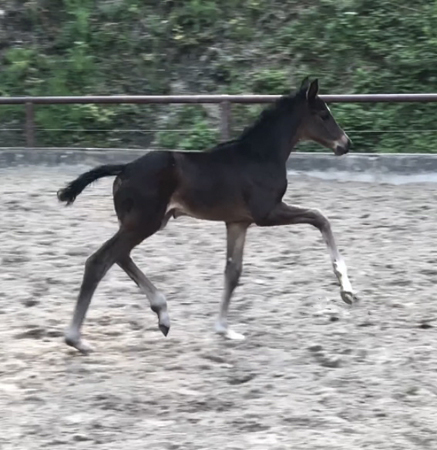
[0,0,436,152]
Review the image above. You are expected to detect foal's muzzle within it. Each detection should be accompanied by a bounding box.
[333,135,352,156]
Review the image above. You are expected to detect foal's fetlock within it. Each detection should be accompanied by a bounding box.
[64,331,94,355]
[340,290,355,305]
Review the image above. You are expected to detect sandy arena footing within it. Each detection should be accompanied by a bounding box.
[1,164,437,449]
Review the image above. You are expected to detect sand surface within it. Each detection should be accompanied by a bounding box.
[1,165,437,449]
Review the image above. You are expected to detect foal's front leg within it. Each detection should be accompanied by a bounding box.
[257,202,356,304]
[215,222,249,340]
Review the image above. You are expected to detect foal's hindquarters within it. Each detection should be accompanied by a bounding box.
[65,151,178,354]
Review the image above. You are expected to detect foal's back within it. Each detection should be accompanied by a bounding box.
[114,142,258,225]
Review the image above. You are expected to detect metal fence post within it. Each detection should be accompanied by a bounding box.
[25,101,35,147]
[219,101,231,141]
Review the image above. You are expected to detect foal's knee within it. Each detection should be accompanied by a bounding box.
[225,259,242,290]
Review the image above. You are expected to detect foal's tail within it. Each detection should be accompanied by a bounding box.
[57,164,126,205]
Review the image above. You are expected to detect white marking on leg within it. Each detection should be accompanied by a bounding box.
[65,327,94,354]
[225,329,245,340]
[333,259,353,293]
[215,320,245,340]
[215,223,248,341]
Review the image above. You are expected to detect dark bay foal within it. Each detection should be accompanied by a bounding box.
[58,78,356,354]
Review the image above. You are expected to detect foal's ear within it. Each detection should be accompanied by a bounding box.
[306,79,319,101]
[300,76,311,91]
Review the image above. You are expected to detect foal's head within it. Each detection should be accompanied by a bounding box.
[297,78,351,156]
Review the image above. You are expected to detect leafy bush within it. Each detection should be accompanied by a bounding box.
[0,0,436,152]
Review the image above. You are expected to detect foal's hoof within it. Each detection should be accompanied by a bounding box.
[223,329,245,341]
[65,336,94,355]
[215,322,245,341]
[341,290,358,305]
[159,323,170,337]
[158,312,170,337]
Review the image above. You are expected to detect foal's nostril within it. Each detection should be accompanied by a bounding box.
[334,143,349,156]
[332,134,351,156]
[340,137,351,154]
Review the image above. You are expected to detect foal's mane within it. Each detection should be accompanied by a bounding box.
[239,92,299,142]
[210,89,303,157]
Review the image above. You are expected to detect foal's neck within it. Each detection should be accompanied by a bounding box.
[261,111,302,164]
[235,96,303,164]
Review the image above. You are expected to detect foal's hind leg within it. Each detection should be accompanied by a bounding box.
[257,202,357,304]
[117,256,170,336]
[65,229,140,354]
[215,222,248,340]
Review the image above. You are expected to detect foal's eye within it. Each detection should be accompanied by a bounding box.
[320,111,330,121]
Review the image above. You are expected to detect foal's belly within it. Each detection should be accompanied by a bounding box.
[166,194,252,222]
[168,151,254,222]
[166,185,253,223]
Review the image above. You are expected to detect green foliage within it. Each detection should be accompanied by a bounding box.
[251,69,292,95]
[158,120,219,151]
[156,106,219,151]
[0,0,437,152]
